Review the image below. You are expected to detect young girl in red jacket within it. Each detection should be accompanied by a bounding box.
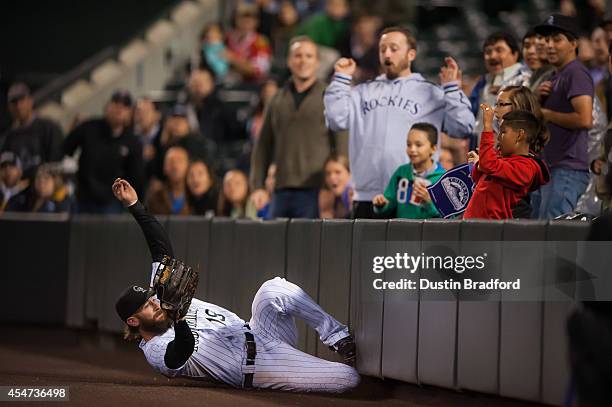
[463,104,550,219]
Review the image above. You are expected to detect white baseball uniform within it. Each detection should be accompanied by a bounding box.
[140,276,360,393]
[124,201,358,393]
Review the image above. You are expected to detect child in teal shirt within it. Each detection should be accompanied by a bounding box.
[373,123,445,219]
[202,24,228,82]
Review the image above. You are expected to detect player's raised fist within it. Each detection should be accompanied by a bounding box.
[112,178,138,207]
[334,58,357,76]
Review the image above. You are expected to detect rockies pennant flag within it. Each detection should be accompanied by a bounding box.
[427,163,474,218]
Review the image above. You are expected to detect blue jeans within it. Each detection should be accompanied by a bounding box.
[270,188,319,219]
[531,168,589,219]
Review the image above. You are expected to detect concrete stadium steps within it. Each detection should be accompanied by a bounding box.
[37,0,219,132]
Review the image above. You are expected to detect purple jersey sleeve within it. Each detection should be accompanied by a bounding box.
[567,66,594,100]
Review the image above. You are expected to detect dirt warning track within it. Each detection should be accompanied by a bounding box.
[0,326,545,407]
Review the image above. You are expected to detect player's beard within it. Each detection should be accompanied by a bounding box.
[139,314,172,335]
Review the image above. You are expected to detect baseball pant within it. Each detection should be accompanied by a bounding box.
[246,277,360,392]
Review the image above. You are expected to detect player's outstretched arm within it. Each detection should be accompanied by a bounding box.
[164,319,195,369]
[112,178,174,262]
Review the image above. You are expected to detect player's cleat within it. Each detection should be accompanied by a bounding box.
[330,335,356,364]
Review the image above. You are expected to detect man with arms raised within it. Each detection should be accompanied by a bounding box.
[324,26,474,218]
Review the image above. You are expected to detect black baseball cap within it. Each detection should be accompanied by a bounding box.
[0,151,22,169]
[110,89,134,107]
[115,285,150,322]
[534,14,579,40]
[7,82,30,103]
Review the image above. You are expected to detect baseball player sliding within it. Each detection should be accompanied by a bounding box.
[112,178,359,392]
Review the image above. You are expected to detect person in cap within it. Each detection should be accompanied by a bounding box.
[0,82,64,178]
[112,177,360,392]
[0,151,28,213]
[531,14,595,219]
[63,90,144,214]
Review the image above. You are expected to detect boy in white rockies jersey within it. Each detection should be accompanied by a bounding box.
[112,178,359,393]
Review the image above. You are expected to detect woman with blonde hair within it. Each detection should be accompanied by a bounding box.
[494,85,549,153]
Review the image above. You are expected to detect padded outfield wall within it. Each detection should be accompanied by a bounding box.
[0,214,592,406]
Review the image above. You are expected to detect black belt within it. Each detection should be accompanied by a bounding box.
[243,324,256,388]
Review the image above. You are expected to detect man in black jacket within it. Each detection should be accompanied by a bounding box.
[1,83,64,178]
[186,68,242,142]
[134,97,163,183]
[63,90,144,213]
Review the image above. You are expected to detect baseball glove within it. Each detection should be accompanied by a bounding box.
[151,255,199,321]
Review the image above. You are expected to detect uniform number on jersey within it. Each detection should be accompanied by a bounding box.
[205,309,226,326]
[397,178,410,204]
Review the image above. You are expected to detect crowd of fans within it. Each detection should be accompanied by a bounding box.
[1,0,612,221]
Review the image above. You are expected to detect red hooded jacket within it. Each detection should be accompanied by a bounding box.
[463,131,550,220]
